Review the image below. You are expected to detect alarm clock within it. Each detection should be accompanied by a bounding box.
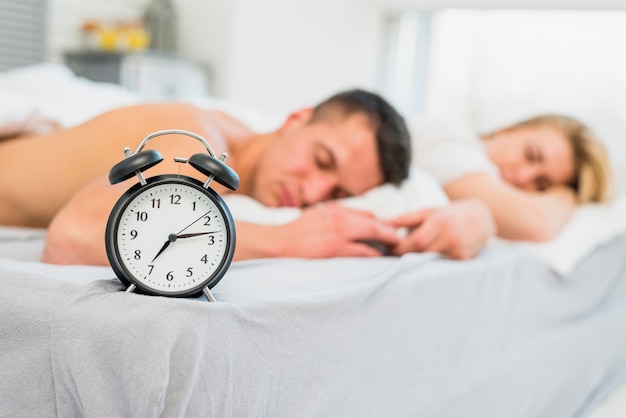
[105,129,239,302]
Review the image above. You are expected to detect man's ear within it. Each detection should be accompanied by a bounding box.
[278,107,314,133]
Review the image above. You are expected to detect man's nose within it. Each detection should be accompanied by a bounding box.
[303,175,336,206]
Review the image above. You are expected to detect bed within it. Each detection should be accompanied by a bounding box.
[2,64,626,417]
[2,226,626,417]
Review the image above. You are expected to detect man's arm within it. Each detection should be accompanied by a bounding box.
[391,198,496,260]
[42,178,402,265]
[42,177,121,265]
[234,203,401,260]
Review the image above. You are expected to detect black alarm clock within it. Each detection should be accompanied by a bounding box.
[105,129,239,302]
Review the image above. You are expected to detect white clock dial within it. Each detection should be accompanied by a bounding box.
[113,181,231,295]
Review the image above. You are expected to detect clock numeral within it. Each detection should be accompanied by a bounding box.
[130,230,138,239]
[192,201,197,211]
[134,250,141,260]
[151,198,161,209]
[148,264,155,274]
[208,235,215,245]
[136,211,148,222]
[186,267,193,277]
[166,271,174,281]
[204,215,211,226]
[200,254,208,264]
[170,194,181,205]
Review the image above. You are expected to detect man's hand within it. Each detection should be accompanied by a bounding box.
[234,203,401,260]
[390,198,495,260]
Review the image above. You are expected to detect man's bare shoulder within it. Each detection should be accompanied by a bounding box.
[198,108,255,141]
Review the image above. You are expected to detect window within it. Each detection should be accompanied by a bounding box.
[381,8,626,193]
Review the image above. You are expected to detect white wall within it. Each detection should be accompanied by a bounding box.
[222,0,383,113]
[378,0,626,12]
[46,0,385,114]
[177,0,385,113]
[48,0,626,115]
[175,0,235,100]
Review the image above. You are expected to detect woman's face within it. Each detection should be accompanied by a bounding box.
[484,125,576,192]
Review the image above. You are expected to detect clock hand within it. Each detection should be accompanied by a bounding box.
[151,233,177,263]
[176,210,212,235]
[151,230,217,263]
[176,231,218,239]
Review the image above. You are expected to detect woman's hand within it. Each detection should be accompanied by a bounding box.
[390,199,495,260]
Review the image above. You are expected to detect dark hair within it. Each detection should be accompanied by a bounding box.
[310,89,411,185]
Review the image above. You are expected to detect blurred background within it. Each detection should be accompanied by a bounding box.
[2,0,626,191]
[1,0,624,113]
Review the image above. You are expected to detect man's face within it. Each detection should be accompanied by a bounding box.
[250,111,383,208]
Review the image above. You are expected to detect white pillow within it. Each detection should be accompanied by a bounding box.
[0,63,141,136]
[223,168,449,225]
[225,177,626,277]
[490,195,626,276]
[0,93,59,138]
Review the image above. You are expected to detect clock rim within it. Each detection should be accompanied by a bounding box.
[105,174,236,297]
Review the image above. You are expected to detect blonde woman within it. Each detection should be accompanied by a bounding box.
[393,114,612,255]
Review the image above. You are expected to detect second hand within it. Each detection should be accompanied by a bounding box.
[175,210,212,236]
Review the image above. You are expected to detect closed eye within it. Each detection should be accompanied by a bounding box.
[315,146,335,170]
[525,145,543,164]
[330,187,350,200]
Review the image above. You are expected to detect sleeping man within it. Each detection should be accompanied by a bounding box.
[0,89,494,265]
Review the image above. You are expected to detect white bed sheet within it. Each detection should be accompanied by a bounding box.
[2,227,626,417]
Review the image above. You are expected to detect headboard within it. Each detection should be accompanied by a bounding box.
[0,0,47,71]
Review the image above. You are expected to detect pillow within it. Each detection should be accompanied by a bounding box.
[225,173,626,277]
[490,195,626,276]
[223,168,449,225]
[0,93,59,138]
[0,63,141,135]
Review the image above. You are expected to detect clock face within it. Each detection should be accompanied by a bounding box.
[106,176,235,296]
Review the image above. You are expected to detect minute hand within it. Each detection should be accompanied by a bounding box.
[176,231,218,239]
[175,210,212,235]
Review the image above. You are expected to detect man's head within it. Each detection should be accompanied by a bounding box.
[310,89,412,185]
[248,89,412,208]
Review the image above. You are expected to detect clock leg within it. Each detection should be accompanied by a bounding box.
[202,286,216,302]
[125,284,137,293]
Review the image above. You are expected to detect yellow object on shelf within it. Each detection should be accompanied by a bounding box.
[81,19,150,52]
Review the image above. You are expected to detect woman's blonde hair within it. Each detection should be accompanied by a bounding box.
[505,114,613,204]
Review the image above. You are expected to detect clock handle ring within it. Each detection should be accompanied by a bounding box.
[135,129,218,157]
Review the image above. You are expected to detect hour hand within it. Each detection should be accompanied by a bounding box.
[151,233,177,262]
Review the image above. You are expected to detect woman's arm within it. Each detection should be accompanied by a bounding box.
[444,173,576,241]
